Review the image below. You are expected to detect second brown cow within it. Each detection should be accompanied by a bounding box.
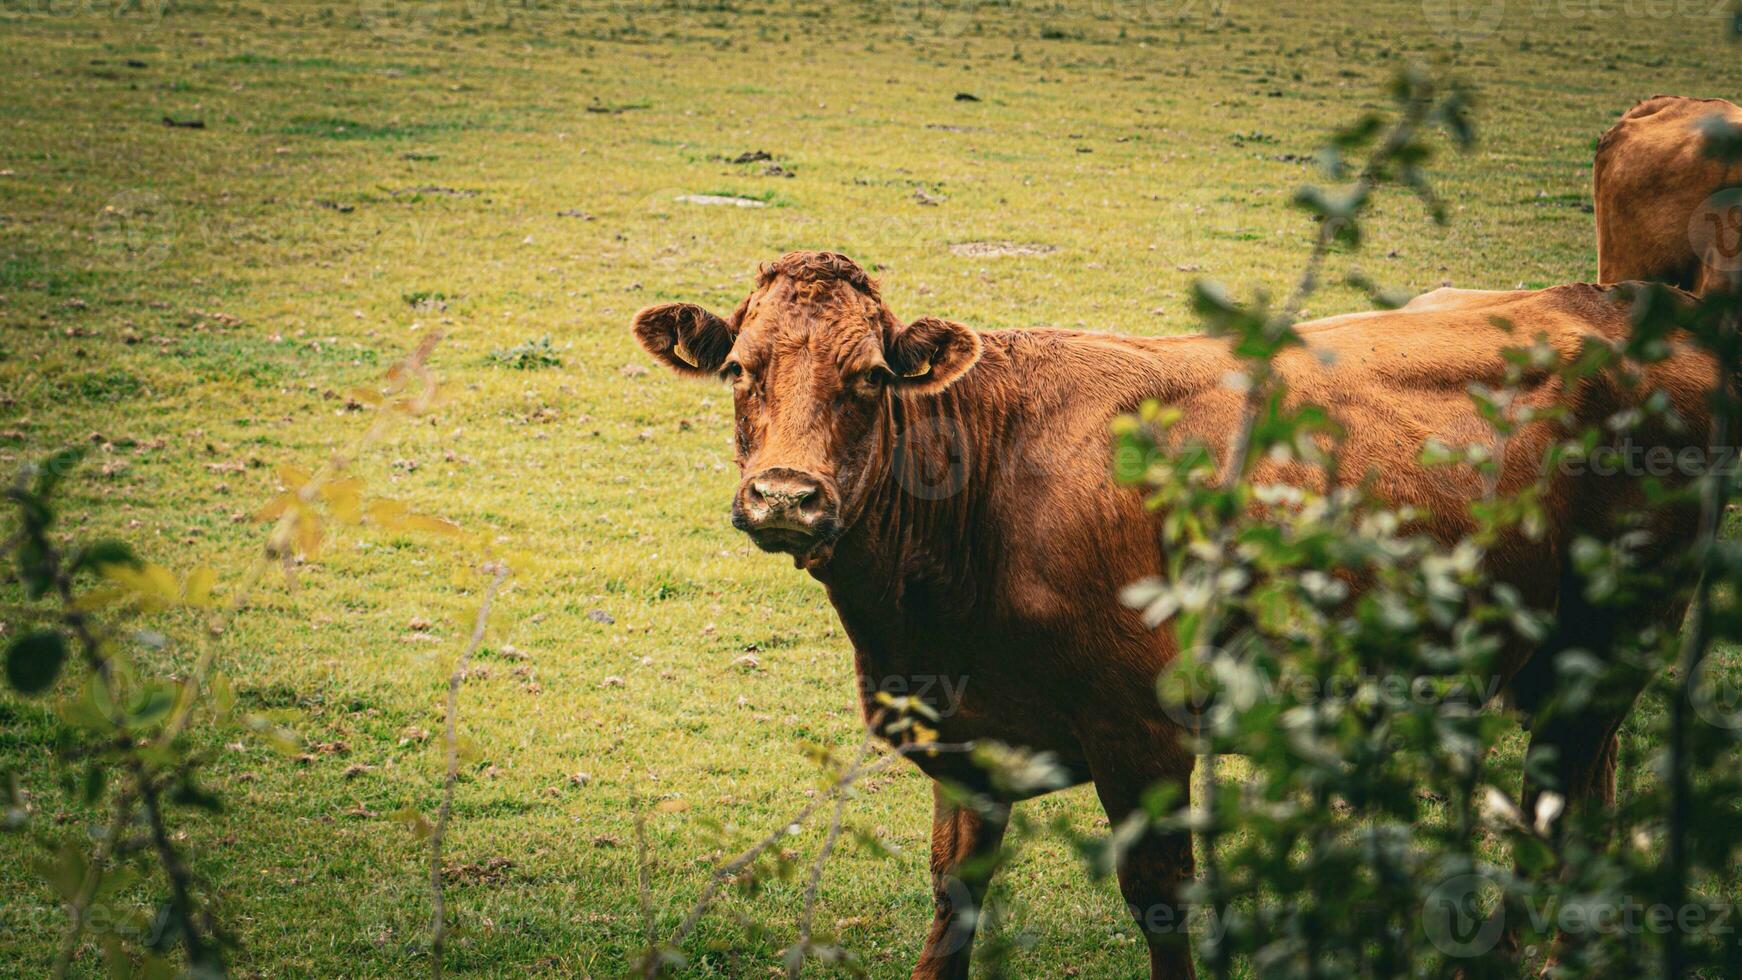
[1595,94,1742,293]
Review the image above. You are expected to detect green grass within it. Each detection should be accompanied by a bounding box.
[0,0,1738,976]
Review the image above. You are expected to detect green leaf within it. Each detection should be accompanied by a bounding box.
[170,777,224,813]
[17,538,52,600]
[6,630,68,695]
[1512,833,1556,875]
[35,841,87,900]
[391,806,434,841]
[33,446,87,501]
[101,935,129,980]
[74,540,139,575]
[126,683,177,729]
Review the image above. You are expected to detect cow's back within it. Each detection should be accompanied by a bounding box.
[1595,95,1742,293]
[1169,284,1711,555]
[986,284,1710,586]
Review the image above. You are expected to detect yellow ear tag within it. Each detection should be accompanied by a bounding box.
[672,337,699,368]
[901,359,932,379]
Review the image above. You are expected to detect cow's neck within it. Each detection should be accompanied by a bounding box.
[805,326,1224,643]
[809,343,1019,632]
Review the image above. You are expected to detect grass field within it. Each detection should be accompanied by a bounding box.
[1,0,1738,976]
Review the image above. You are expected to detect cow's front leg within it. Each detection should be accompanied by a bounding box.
[911,780,1008,980]
[1088,743,1198,980]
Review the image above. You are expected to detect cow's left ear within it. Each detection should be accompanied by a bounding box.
[631,303,735,378]
[888,317,981,395]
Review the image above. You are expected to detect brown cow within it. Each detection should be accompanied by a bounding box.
[1595,94,1742,293]
[632,251,1711,979]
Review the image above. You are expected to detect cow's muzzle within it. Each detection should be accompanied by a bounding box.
[732,467,840,556]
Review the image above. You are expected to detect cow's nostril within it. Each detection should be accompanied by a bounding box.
[743,471,829,529]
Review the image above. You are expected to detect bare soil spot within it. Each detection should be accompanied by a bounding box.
[676,194,766,208]
[948,241,1058,258]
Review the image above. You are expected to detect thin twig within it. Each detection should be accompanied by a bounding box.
[1217,102,1421,493]
[644,738,970,976]
[49,506,222,971]
[636,809,656,952]
[429,561,509,980]
[50,788,137,979]
[30,525,205,973]
[135,759,217,969]
[786,732,874,979]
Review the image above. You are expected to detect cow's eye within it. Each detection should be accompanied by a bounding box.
[852,369,889,399]
[721,361,744,381]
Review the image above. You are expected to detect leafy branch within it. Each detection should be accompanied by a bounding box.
[3,331,481,978]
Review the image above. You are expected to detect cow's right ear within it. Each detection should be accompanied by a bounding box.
[631,303,735,378]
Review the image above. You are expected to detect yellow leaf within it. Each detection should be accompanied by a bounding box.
[183,566,217,607]
[406,513,464,538]
[344,386,384,407]
[256,491,295,522]
[103,564,178,610]
[391,807,434,841]
[211,673,237,715]
[71,586,128,613]
[367,498,409,530]
[320,476,365,499]
[656,799,690,814]
[295,512,323,559]
[139,564,178,599]
[277,464,312,489]
[328,492,362,526]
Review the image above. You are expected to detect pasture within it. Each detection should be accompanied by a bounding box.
[0,0,1737,976]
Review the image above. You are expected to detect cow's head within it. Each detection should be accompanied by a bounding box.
[632,251,981,564]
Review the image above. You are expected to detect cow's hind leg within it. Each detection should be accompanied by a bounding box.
[1508,568,1689,968]
[1516,586,1686,832]
[1086,736,1198,980]
[911,780,1008,980]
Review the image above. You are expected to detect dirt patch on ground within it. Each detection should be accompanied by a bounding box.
[948,241,1058,258]
[675,194,766,207]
